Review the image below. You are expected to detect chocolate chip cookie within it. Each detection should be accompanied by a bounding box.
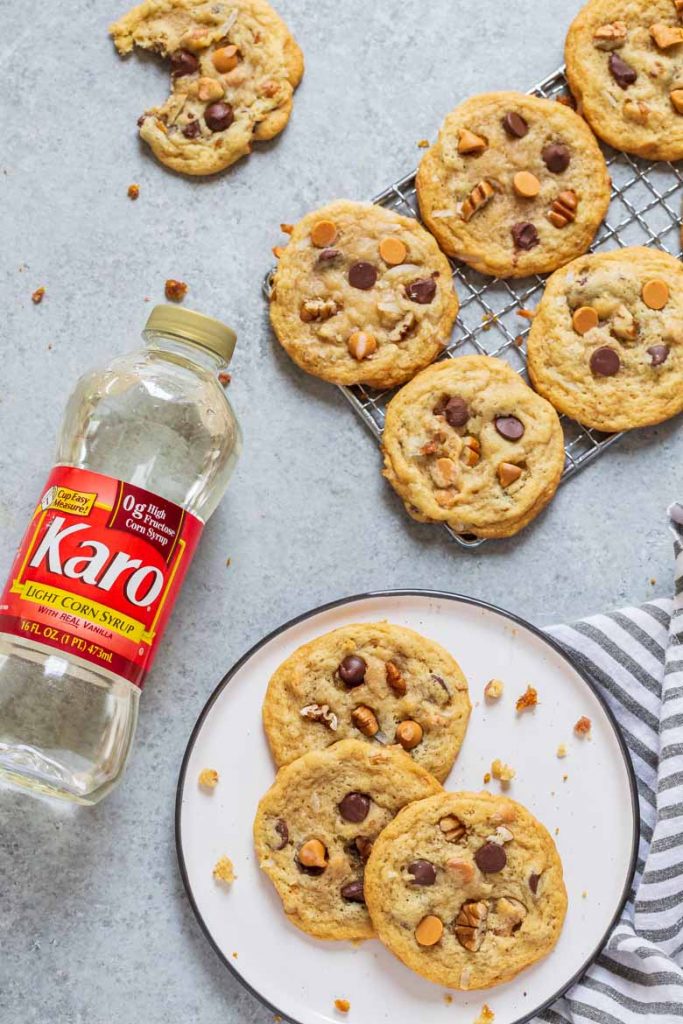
[566,0,683,161]
[364,791,567,989]
[110,0,303,176]
[253,739,442,940]
[269,200,459,389]
[382,356,566,539]
[527,247,683,432]
[262,622,471,783]
[416,92,610,278]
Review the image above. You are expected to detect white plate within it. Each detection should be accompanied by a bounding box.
[176,592,638,1024]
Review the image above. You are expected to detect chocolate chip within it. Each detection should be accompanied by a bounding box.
[529,872,540,894]
[170,49,199,77]
[405,276,437,305]
[512,222,539,251]
[182,120,201,139]
[407,859,437,886]
[341,879,365,903]
[609,53,637,89]
[590,346,621,376]
[204,101,234,132]
[648,344,670,366]
[474,842,507,874]
[503,112,529,138]
[542,143,571,174]
[338,655,367,688]
[274,819,289,850]
[494,415,525,441]
[444,396,469,428]
[339,792,371,823]
[348,262,378,290]
[317,248,341,264]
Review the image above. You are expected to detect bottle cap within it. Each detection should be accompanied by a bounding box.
[144,305,236,364]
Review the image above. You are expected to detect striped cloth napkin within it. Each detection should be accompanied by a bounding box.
[538,505,683,1024]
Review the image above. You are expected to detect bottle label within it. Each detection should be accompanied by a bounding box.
[0,466,203,689]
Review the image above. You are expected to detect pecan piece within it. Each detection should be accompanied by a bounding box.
[547,190,578,229]
[439,814,466,843]
[454,900,489,952]
[592,21,627,50]
[387,311,417,343]
[351,704,379,737]
[461,179,496,222]
[299,297,340,323]
[300,703,338,730]
[385,660,407,696]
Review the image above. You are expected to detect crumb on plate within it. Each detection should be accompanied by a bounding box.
[556,743,567,759]
[516,685,538,713]
[127,183,140,200]
[213,856,235,886]
[484,678,503,702]
[574,716,592,737]
[165,278,188,302]
[32,286,45,304]
[491,758,515,786]
[198,768,219,790]
[475,1004,495,1024]
[417,138,430,148]
[334,998,350,1014]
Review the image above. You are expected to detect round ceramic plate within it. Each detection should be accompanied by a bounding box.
[176,592,638,1024]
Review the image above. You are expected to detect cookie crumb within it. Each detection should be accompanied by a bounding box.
[272,245,285,259]
[555,827,560,835]
[516,308,536,320]
[231,951,238,959]
[582,890,588,898]
[484,678,503,702]
[491,758,515,786]
[475,1004,495,1024]
[514,334,525,347]
[127,183,140,200]
[31,286,45,305]
[198,768,219,790]
[334,998,350,1014]
[483,772,492,784]
[443,993,453,1005]
[650,577,656,585]
[280,223,294,234]
[557,92,578,110]
[562,773,569,781]
[417,138,430,148]
[481,313,498,331]
[218,372,232,387]
[516,685,538,714]
[213,856,235,886]
[574,716,592,737]
[165,279,188,302]
[226,557,232,567]
[556,743,567,759]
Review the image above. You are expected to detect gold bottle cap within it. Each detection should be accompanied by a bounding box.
[144,305,236,364]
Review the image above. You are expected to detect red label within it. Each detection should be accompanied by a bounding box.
[0,466,203,688]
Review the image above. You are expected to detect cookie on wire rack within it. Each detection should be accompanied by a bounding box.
[565,0,683,162]
[382,355,566,539]
[416,91,610,278]
[269,200,459,390]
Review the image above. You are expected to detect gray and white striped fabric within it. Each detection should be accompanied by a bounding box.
[536,507,683,1024]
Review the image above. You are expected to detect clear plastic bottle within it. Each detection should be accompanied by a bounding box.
[0,306,241,804]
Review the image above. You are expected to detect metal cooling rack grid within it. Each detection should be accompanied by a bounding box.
[265,66,683,547]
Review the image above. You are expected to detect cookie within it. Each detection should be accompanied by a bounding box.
[262,622,470,783]
[269,201,459,389]
[364,791,567,989]
[527,247,683,432]
[382,356,566,539]
[416,92,610,278]
[253,739,442,940]
[566,0,683,161]
[110,0,303,176]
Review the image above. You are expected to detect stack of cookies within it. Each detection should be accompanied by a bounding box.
[268,0,683,540]
[253,622,567,991]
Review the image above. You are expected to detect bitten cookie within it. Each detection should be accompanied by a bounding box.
[382,356,566,539]
[566,0,683,161]
[110,0,303,176]
[416,92,610,278]
[262,622,471,783]
[253,739,442,940]
[527,247,683,432]
[269,201,459,389]
[364,791,567,989]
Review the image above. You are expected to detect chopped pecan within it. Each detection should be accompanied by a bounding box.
[547,190,578,229]
[351,705,379,737]
[623,99,650,125]
[439,814,466,843]
[516,685,538,713]
[461,179,496,222]
[300,703,338,730]
[385,660,407,696]
[454,900,489,952]
[387,311,417,343]
[592,21,627,50]
[299,297,339,323]
[611,304,637,342]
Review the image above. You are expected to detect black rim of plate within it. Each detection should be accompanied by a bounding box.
[175,590,640,1024]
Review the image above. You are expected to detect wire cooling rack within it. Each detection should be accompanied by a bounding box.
[266,66,683,547]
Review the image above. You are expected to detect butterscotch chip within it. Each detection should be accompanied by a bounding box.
[213,44,239,72]
[347,331,377,361]
[198,768,219,789]
[396,720,423,750]
[574,715,592,736]
[298,838,328,869]
[458,128,487,154]
[311,220,338,247]
[671,89,683,115]
[572,306,599,335]
[334,999,350,1014]
[516,685,538,712]
[379,237,407,266]
[642,279,670,310]
[498,463,523,488]
[650,23,683,49]
[165,279,188,302]
[127,183,140,200]
[213,856,235,885]
[31,286,45,304]
[513,171,540,198]
[415,915,444,946]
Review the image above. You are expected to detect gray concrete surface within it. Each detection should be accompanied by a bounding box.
[0,1,679,1021]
